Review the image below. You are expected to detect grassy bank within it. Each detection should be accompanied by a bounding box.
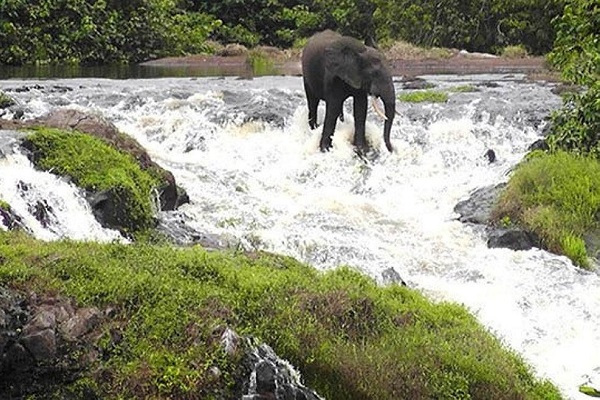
[493,151,600,268]
[0,231,561,399]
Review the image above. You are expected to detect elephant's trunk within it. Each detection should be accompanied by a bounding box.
[382,92,395,153]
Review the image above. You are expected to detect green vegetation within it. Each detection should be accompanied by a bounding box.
[398,90,449,103]
[0,0,221,64]
[0,199,10,211]
[0,91,15,108]
[22,128,160,234]
[246,49,277,76]
[1,0,565,65]
[382,40,454,60]
[580,385,600,397]
[449,84,479,93]
[546,0,600,157]
[0,230,561,399]
[493,0,600,268]
[501,45,529,59]
[493,151,600,268]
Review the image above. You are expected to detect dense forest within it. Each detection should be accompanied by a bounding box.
[0,0,567,65]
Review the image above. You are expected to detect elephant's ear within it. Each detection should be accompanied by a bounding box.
[325,38,366,90]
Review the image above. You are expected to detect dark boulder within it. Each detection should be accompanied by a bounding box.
[0,288,103,398]
[487,229,541,251]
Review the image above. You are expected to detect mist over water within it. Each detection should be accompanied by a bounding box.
[1,75,598,399]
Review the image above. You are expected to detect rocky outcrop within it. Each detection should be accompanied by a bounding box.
[454,184,541,251]
[0,287,104,398]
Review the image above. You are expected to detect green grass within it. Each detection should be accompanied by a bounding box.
[0,231,561,399]
[0,200,10,211]
[0,91,15,108]
[398,90,449,103]
[450,84,479,93]
[493,151,600,268]
[22,128,160,234]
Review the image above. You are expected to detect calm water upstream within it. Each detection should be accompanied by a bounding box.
[1,73,598,399]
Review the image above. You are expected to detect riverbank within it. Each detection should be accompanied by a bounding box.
[140,51,554,80]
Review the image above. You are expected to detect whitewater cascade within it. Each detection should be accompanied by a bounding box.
[1,75,598,399]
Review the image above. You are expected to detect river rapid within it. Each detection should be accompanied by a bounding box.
[1,74,598,399]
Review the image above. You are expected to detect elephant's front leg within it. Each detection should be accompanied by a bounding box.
[352,94,368,152]
[321,98,344,152]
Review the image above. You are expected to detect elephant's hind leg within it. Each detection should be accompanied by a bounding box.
[304,83,320,129]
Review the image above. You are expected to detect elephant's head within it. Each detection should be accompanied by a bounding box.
[325,37,396,152]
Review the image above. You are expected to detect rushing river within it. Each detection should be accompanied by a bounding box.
[1,74,599,399]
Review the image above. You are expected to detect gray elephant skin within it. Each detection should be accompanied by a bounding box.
[301,30,396,153]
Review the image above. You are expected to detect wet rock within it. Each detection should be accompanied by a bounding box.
[243,343,322,400]
[402,77,435,90]
[157,211,234,249]
[454,184,505,225]
[485,149,496,163]
[23,310,56,334]
[487,228,540,251]
[528,138,549,152]
[381,267,407,286]
[0,206,23,230]
[551,83,582,96]
[30,200,52,228]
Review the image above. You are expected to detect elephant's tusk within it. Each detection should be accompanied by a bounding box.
[371,97,387,120]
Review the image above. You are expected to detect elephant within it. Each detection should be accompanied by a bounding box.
[301,30,396,153]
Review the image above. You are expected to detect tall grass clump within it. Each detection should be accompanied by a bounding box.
[0,231,561,399]
[493,151,600,268]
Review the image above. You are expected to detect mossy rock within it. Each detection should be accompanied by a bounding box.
[21,128,159,235]
[31,109,189,211]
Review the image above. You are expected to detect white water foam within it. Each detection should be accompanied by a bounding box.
[0,150,123,242]
[2,76,597,399]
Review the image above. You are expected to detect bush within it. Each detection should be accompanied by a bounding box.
[493,151,600,268]
[501,45,529,58]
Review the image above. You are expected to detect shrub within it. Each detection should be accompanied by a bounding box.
[501,45,528,58]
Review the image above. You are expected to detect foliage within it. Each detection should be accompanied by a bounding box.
[0,230,561,399]
[0,0,220,65]
[501,45,529,58]
[374,0,564,54]
[0,200,10,211]
[546,0,600,156]
[382,40,454,60]
[22,128,160,233]
[0,91,15,108]
[398,90,449,103]
[493,151,600,268]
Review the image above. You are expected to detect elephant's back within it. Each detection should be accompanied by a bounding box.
[302,30,340,96]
